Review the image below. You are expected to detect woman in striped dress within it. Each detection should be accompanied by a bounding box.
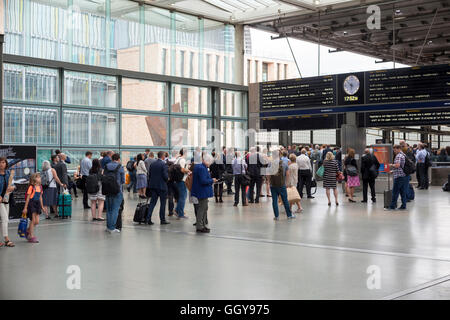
[323,151,340,206]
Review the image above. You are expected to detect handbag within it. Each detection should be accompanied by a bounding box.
[336,172,345,181]
[346,165,358,177]
[316,165,324,178]
[287,186,301,202]
[240,162,251,186]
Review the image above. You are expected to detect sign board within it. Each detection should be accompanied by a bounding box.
[260,63,450,119]
[372,144,393,174]
[0,145,37,219]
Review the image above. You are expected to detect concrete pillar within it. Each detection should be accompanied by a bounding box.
[234,24,244,85]
[341,112,366,158]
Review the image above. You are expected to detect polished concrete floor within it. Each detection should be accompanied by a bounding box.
[1,184,450,300]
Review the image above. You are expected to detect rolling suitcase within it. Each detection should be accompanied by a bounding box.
[384,173,393,209]
[58,190,72,219]
[384,190,392,209]
[133,199,149,224]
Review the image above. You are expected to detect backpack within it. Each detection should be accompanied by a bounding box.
[402,156,416,175]
[185,164,195,192]
[270,161,285,187]
[41,170,52,189]
[86,174,100,194]
[101,165,121,196]
[425,153,433,168]
[169,164,184,182]
[126,160,135,172]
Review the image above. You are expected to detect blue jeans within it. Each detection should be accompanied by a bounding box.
[175,181,187,217]
[390,176,408,209]
[270,186,292,218]
[146,188,168,223]
[106,192,123,230]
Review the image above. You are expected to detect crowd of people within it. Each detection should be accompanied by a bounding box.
[0,141,444,247]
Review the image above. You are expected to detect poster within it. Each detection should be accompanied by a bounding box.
[0,145,37,219]
[372,145,392,174]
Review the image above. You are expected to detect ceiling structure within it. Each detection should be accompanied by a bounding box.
[250,0,450,66]
[135,0,450,66]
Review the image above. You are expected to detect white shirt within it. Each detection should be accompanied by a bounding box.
[297,154,312,171]
[176,156,188,181]
[47,169,57,188]
[136,161,147,175]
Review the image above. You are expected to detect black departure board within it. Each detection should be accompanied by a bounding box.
[366,64,450,104]
[260,64,450,113]
[362,108,450,127]
[260,75,336,110]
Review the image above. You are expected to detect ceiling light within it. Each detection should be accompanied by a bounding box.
[343,31,348,35]
[314,0,320,5]
[395,9,402,15]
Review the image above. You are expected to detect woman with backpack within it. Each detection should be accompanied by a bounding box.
[135,154,147,199]
[41,160,65,219]
[87,159,105,221]
[344,148,360,203]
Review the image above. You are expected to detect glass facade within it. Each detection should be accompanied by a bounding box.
[3,0,236,84]
[1,0,248,167]
[64,71,117,108]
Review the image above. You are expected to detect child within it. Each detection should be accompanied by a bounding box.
[22,173,47,243]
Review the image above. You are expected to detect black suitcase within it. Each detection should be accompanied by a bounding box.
[115,200,124,230]
[384,190,392,209]
[133,200,149,224]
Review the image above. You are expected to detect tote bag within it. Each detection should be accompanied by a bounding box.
[316,166,324,178]
[287,186,301,202]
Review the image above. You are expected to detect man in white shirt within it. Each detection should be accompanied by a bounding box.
[80,151,93,209]
[296,149,314,199]
[175,149,190,219]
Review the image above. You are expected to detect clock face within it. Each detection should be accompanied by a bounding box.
[343,75,360,95]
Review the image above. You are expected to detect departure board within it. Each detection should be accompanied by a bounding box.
[362,108,450,127]
[260,75,336,110]
[260,64,450,114]
[366,64,450,104]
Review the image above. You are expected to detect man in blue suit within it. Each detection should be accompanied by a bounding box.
[146,151,170,225]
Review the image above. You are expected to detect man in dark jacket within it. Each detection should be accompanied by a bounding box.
[360,148,380,203]
[146,151,170,225]
[247,147,263,203]
[54,153,69,188]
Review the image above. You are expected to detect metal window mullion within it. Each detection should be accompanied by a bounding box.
[88,111,92,145]
[22,107,26,143]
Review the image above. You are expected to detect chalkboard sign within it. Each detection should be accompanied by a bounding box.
[8,182,28,219]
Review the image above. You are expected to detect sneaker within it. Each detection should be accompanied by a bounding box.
[273,217,279,221]
[398,207,407,210]
[110,229,121,233]
[177,216,189,220]
[105,229,112,233]
[288,215,297,219]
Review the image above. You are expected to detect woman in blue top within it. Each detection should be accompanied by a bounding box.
[191,154,216,233]
[0,157,16,247]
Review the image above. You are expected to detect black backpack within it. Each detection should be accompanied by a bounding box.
[126,160,135,172]
[86,173,100,194]
[403,156,416,175]
[101,165,121,196]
